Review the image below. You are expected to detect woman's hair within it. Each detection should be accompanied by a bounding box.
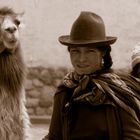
[68,45,113,70]
[101,45,113,70]
[131,64,140,78]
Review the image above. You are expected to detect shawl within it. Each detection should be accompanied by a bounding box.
[63,71,140,122]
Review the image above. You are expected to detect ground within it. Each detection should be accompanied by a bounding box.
[30,124,49,140]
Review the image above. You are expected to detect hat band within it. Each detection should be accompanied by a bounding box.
[70,37,107,42]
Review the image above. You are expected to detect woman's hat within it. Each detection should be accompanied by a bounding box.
[132,42,140,68]
[59,11,117,46]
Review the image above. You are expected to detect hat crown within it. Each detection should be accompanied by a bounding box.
[58,11,117,46]
[70,11,106,41]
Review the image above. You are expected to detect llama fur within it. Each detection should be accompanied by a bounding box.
[0,7,30,140]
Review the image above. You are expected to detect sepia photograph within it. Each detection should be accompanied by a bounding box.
[0,0,140,139]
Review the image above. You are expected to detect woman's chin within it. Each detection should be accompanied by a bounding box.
[76,68,99,75]
[76,70,91,75]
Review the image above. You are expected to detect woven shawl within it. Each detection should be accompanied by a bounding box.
[63,71,140,122]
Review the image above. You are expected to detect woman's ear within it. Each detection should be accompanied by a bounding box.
[101,49,107,57]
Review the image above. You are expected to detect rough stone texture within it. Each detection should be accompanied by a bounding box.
[25,79,34,90]
[36,107,46,116]
[27,90,41,98]
[39,68,55,85]
[54,79,63,88]
[26,98,40,108]
[25,66,68,116]
[39,86,55,108]
[45,106,53,116]
[27,108,35,115]
[32,79,44,88]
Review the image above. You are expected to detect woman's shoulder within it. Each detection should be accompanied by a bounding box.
[54,83,73,108]
[113,68,140,83]
[112,67,130,76]
[113,68,140,98]
[55,84,67,95]
[54,83,73,97]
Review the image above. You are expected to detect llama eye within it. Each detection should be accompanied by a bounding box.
[14,20,20,26]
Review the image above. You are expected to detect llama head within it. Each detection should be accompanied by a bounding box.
[0,7,24,53]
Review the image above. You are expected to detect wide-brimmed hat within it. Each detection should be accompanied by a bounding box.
[59,11,117,46]
[132,42,140,68]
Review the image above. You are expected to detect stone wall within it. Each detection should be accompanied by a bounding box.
[25,67,68,116]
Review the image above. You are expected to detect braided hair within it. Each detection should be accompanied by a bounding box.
[101,45,113,70]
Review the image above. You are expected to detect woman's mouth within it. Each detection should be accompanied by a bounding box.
[77,64,89,68]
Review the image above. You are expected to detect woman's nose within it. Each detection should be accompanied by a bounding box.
[79,52,86,62]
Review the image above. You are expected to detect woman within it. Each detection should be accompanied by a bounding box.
[131,42,140,78]
[43,11,140,140]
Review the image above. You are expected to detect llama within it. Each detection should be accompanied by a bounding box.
[0,7,30,140]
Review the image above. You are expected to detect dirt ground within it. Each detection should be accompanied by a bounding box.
[30,124,49,140]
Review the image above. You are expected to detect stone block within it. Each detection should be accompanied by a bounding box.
[26,98,39,108]
[27,90,41,98]
[54,79,63,87]
[39,86,55,107]
[25,79,34,90]
[32,79,44,87]
[46,106,53,116]
[36,107,46,115]
[54,68,68,78]
[27,108,35,115]
[39,69,54,85]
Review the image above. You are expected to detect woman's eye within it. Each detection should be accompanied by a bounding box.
[88,50,96,53]
[71,50,79,53]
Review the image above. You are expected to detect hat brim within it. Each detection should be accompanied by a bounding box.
[59,35,117,46]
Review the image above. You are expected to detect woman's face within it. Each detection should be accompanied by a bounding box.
[69,46,104,75]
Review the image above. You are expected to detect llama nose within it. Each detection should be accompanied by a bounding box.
[5,27,17,33]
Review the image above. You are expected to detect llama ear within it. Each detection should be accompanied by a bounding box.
[16,12,25,29]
